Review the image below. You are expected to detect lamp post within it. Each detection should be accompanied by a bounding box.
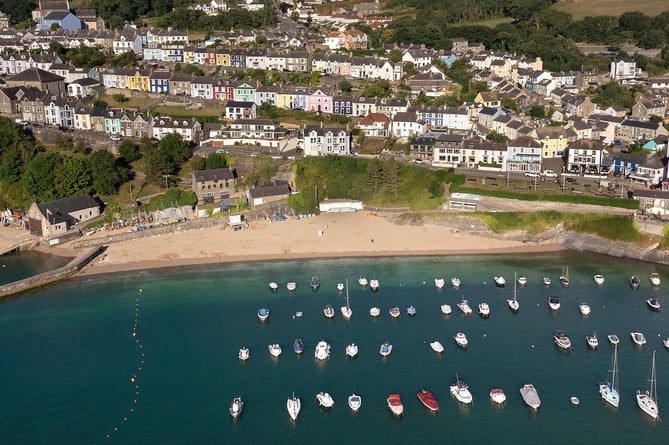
[163,174,169,189]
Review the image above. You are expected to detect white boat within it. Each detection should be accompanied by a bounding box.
[430,340,444,353]
[457,298,473,315]
[490,388,506,405]
[341,278,352,319]
[294,311,303,318]
[434,278,445,289]
[379,341,393,357]
[494,275,506,287]
[636,351,659,421]
[316,392,334,409]
[346,343,359,358]
[594,274,605,286]
[293,339,304,354]
[348,394,362,412]
[287,393,301,421]
[630,275,641,290]
[543,276,552,286]
[369,306,381,317]
[650,272,661,287]
[358,275,368,287]
[548,296,560,311]
[454,332,468,349]
[478,302,490,318]
[599,344,620,409]
[608,334,620,346]
[257,307,269,322]
[516,274,527,287]
[310,276,320,290]
[238,347,250,361]
[579,303,591,316]
[389,307,400,318]
[369,278,380,291]
[450,375,473,404]
[286,282,297,291]
[229,396,244,418]
[314,340,331,360]
[268,343,282,357]
[268,281,278,291]
[507,272,519,313]
[586,332,599,350]
[571,396,580,406]
[323,304,335,319]
[553,330,571,350]
[451,277,461,289]
[663,338,669,349]
[440,304,452,315]
[647,297,661,311]
[559,266,570,287]
[407,305,416,316]
[631,331,646,346]
[520,384,541,410]
[337,281,345,292]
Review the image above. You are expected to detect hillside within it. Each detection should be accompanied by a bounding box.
[553,0,669,19]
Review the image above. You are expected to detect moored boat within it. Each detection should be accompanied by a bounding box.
[520,384,541,410]
[494,275,506,287]
[451,277,461,289]
[454,332,468,349]
[457,298,473,315]
[490,388,506,405]
[650,272,661,287]
[663,338,669,349]
[346,343,359,358]
[268,281,278,291]
[559,266,570,287]
[440,304,452,315]
[387,393,404,416]
[369,306,381,317]
[257,307,269,322]
[316,392,334,408]
[358,276,368,287]
[314,340,331,360]
[508,272,520,313]
[293,338,304,354]
[629,275,640,290]
[478,302,490,318]
[594,274,605,286]
[310,276,320,290]
[379,341,393,357]
[229,396,244,418]
[571,396,580,405]
[631,331,646,346]
[389,307,400,318]
[517,274,527,287]
[417,389,439,412]
[579,303,591,316]
[323,304,335,319]
[348,394,362,412]
[286,282,297,291]
[407,305,416,316]
[287,393,301,421]
[636,351,659,421]
[553,330,571,351]
[450,375,473,405]
[238,347,249,361]
[268,343,282,357]
[608,334,620,346]
[369,278,380,291]
[586,332,599,350]
[337,281,345,292]
[599,344,620,409]
[548,296,560,311]
[434,278,445,289]
[543,276,552,286]
[646,297,661,311]
[429,340,444,353]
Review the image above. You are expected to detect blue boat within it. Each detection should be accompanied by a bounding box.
[310,276,320,290]
[293,338,304,354]
[258,308,269,322]
[629,275,640,290]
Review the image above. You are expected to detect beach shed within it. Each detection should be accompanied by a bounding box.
[318,199,364,213]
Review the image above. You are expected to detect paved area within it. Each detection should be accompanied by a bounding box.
[0,223,39,255]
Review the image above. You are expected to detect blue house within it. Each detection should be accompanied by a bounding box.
[610,152,648,176]
[149,71,171,94]
[40,11,82,31]
[438,52,457,68]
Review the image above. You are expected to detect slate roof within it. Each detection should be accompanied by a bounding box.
[248,182,291,199]
[7,67,64,83]
[193,168,235,182]
[38,194,99,223]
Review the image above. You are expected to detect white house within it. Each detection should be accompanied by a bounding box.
[302,125,351,157]
[151,116,201,142]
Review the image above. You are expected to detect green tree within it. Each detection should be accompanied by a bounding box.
[638,30,667,49]
[158,133,191,171]
[388,49,403,63]
[90,150,128,195]
[22,152,62,201]
[143,146,171,185]
[339,79,353,93]
[592,82,634,109]
[383,158,401,198]
[112,94,129,104]
[486,131,509,143]
[0,146,23,183]
[310,71,321,86]
[529,105,546,119]
[118,140,142,163]
[54,156,92,197]
[365,158,383,193]
[205,153,228,169]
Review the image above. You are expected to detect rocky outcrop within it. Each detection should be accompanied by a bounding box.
[555,231,669,265]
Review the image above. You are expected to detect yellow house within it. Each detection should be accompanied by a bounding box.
[276,90,294,110]
[183,47,195,65]
[474,91,501,108]
[216,50,230,67]
[535,127,568,159]
[128,69,150,92]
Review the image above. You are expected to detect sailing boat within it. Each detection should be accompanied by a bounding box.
[507,272,519,312]
[559,266,570,287]
[341,278,352,319]
[636,351,659,421]
[599,345,620,408]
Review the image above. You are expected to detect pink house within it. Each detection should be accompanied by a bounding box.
[306,89,333,113]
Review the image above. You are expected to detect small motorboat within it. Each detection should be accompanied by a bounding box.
[286,282,297,291]
[429,340,444,353]
[663,338,669,349]
[548,296,560,311]
[268,343,282,357]
[586,333,599,350]
[553,331,571,350]
[323,304,335,319]
[516,274,527,287]
[450,376,473,405]
[314,341,331,360]
[451,277,461,289]
[346,343,359,358]
[348,394,362,412]
[650,272,661,287]
[441,304,452,315]
[647,297,661,311]
[406,305,416,316]
[293,338,304,354]
[417,389,439,412]
[370,278,380,291]
[294,311,303,318]
[454,332,468,349]
[379,341,393,357]
[310,276,320,290]
[268,281,278,291]
[434,278,445,289]
[457,298,473,315]
[229,396,244,419]
[520,384,541,411]
[358,276,368,287]
[287,393,301,421]
[490,388,506,405]
[629,275,640,289]
[369,306,381,317]
[389,307,400,318]
[594,274,605,286]
[630,331,646,346]
[579,303,591,316]
[238,347,249,361]
[478,302,490,318]
[337,282,345,292]
[316,392,334,408]
[607,333,620,346]
[571,396,580,406]
[387,393,404,416]
[257,307,269,322]
[494,276,506,287]
[543,276,552,286]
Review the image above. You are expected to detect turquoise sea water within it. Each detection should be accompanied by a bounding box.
[1,252,669,444]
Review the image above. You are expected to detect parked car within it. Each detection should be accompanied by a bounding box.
[524,172,539,178]
[565,177,577,183]
[110,135,122,142]
[542,170,557,178]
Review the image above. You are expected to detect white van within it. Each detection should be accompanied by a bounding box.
[543,170,557,178]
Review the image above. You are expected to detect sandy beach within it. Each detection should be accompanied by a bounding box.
[57,211,565,277]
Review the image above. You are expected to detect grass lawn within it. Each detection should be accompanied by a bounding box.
[151,105,223,118]
[99,95,159,110]
[553,0,669,18]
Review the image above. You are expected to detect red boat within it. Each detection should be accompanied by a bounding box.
[387,393,404,416]
[417,389,439,412]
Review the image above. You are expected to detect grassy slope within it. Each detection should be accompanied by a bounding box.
[552,0,669,18]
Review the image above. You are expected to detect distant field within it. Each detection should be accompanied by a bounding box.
[553,0,669,18]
